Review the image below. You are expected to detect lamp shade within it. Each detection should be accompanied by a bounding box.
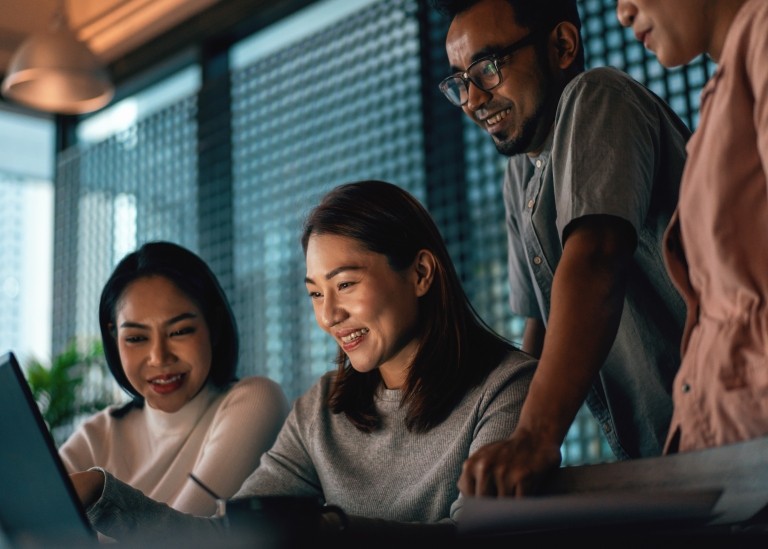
[1,24,114,115]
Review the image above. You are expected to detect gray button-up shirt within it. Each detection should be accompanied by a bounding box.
[503,66,689,459]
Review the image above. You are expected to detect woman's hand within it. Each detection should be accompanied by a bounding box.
[70,470,106,508]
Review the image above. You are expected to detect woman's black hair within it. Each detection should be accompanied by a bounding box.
[100,241,239,409]
[302,181,515,433]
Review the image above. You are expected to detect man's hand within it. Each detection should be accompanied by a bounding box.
[457,427,562,497]
[70,470,106,508]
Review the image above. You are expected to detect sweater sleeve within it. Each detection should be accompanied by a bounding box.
[87,469,226,543]
[470,353,536,453]
[449,352,537,519]
[89,468,456,545]
[171,376,290,515]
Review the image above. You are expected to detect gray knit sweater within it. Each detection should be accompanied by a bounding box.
[87,350,535,542]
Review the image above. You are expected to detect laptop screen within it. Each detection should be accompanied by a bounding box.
[0,351,96,546]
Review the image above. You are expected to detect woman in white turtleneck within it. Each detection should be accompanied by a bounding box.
[59,241,289,517]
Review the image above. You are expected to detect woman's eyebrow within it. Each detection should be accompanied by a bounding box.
[305,265,364,285]
[119,312,198,329]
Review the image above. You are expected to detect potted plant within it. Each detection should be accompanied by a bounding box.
[25,339,119,446]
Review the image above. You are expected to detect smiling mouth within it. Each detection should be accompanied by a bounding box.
[150,373,184,385]
[341,328,369,344]
[486,108,512,127]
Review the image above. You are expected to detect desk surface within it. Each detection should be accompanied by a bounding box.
[457,435,768,540]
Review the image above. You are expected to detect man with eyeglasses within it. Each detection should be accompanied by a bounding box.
[431,0,691,498]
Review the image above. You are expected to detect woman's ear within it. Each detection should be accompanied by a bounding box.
[550,21,579,70]
[413,249,437,297]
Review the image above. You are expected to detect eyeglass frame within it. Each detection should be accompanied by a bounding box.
[438,31,543,107]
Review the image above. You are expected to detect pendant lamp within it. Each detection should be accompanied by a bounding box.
[1,1,114,115]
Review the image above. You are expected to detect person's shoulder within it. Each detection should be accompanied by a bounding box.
[228,375,284,394]
[219,375,289,407]
[483,349,537,387]
[305,370,337,399]
[76,406,113,425]
[71,401,136,432]
[564,67,681,123]
[291,370,337,415]
[496,349,538,373]
[460,350,535,410]
[568,66,641,94]
[581,66,631,80]
[300,371,337,401]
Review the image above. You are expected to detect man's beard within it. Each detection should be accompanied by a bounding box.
[492,106,546,157]
[493,59,558,157]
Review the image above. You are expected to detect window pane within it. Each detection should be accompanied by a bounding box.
[0,109,54,365]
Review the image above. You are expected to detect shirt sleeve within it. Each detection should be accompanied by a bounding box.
[172,376,290,515]
[552,68,658,241]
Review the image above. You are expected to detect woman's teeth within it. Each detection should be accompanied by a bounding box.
[341,328,369,343]
[151,374,183,385]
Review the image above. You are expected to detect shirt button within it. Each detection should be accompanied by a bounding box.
[682,382,691,393]
[533,256,542,265]
[602,423,612,434]
[527,199,534,209]
[535,159,543,169]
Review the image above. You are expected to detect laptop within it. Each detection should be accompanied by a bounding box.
[0,351,97,547]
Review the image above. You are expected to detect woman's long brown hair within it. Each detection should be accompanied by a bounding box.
[301,180,515,432]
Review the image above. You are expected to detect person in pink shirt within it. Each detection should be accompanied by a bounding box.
[617,0,768,453]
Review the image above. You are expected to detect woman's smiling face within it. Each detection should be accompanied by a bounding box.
[304,233,427,389]
[114,275,213,412]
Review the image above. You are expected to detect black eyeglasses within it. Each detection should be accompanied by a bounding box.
[439,32,540,107]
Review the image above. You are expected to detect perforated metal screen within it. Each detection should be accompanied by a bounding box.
[230,0,425,395]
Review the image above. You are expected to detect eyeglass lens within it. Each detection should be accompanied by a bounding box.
[439,31,542,106]
[440,58,501,106]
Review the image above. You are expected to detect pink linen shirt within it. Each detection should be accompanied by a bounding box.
[663,0,768,453]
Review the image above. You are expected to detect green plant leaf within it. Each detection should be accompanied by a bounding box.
[24,339,109,432]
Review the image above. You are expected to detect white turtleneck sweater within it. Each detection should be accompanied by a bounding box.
[60,376,289,516]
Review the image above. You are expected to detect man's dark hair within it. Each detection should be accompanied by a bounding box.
[431,0,585,70]
[431,0,581,33]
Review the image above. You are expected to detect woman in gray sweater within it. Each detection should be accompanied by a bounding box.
[71,180,536,545]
